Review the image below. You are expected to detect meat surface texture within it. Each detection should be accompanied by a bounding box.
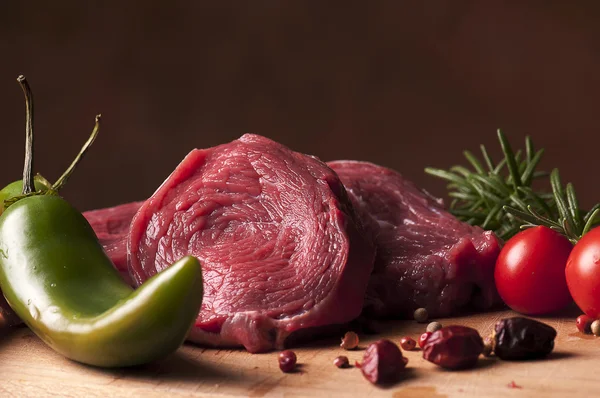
[83,201,144,285]
[327,160,502,318]
[128,134,375,352]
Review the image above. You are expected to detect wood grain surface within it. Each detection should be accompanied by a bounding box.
[0,308,592,397]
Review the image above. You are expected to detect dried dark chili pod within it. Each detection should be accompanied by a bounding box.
[493,317,556,360]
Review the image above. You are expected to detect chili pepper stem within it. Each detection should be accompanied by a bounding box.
[52,114,101,192]
[16,75,35,195]
[3,76,101,212]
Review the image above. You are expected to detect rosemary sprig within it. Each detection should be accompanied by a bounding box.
[425,130,600,242]
[504,169,600,244]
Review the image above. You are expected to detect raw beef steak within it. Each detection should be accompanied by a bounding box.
[84,201,144,285]
[327,160,502,318]
[128,134,375,352]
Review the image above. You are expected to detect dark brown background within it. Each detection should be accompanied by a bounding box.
[0,1,598,211]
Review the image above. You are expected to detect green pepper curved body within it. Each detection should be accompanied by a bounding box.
[0,195,203,367]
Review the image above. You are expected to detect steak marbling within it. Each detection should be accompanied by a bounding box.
[327,160,502,318]
[127,134,375,352]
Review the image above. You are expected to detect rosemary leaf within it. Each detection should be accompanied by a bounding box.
[448,192,480,201]
[468,198,485,212]
[525,136,534,163]
[527,206,562,228]
[521,149,544,186]
[550,169,575,232]
[517,187,555,218]
[493,157,507,174]
[584,203,600,223]
[472,181,504,205]
[463,151,485,174]
[480,144,495,172]
[482,204,503,229]
[566,183,581,233]
[509,193,529,212]
[499,129,524,190]
[425,168,466,185]
[450,166,474,178]
[582,208,600,236]
[469,174,510,197]
[503,206,541,226]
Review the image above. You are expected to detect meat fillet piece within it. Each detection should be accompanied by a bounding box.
[128,134,375,352]
[327,160,502,318]
[83,201,144,285]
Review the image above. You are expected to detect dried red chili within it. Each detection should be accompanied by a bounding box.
[576,315,593,334]
[418,332,432,348]
[340,331,359,350]
[333,355,349,368]
[422,326,483,369]
[358,339,407,385]
[400,336,416,351]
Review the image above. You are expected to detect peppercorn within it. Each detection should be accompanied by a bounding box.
[591,320,600,336]
[418,332,432,348]
[333,355,350,368]
[426,321,442,333]
[340,331,359,350]
[400,336,416,351]
[414,308,429,323]
[576,315,593,334]
[482,336,494,357]
[278,350,297,373]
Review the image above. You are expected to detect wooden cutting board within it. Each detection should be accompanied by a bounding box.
[0,307,594,397]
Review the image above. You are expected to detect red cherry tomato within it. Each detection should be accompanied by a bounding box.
[566,226,600,318]
[494,226,573,315]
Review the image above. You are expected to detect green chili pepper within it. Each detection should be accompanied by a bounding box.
[0,76,204,367]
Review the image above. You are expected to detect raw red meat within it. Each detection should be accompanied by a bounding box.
[127,134,375,352]
[327,160,502,318]
[83,201,144,285]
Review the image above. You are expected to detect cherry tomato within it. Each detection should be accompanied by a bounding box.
[495,226,573,315]
[566,226,600,318]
